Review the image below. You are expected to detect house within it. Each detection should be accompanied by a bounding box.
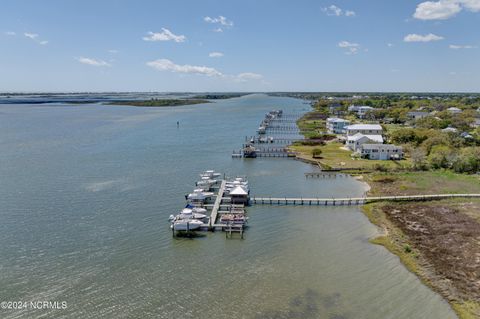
[471,118,480,128]
[346,133,383,151]
[348,105,374,118]
[326,118,350,134]
[460,132,474,139]
[407,111,430,120]
[447,107,462,114]
[442,126,458,133]
[358,144,403,160]
[345,124,383,136]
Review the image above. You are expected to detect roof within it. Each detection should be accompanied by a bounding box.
[360,144,402,150]
[229,186,248,196]
[346,124,383,131]
[327,117,349,122]
[407,111,429,116]
[347,133,383,143]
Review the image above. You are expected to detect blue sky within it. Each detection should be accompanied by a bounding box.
[1,0,479,92]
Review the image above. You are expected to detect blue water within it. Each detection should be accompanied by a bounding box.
[0,94,456,318]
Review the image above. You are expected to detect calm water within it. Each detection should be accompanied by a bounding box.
[0,94,455,318]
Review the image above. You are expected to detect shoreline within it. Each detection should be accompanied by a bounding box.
[292,108,480,319]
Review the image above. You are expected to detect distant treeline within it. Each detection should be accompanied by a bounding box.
[108,99,210,107]
[191,93,249,99]
[269,92,480,101]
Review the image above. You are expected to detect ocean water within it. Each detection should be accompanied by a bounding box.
[0,94,456,318]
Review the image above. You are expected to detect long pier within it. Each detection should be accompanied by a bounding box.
[209,180,226,227]
[251,193,480,206]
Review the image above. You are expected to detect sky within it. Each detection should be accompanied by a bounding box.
[0,0,479,92]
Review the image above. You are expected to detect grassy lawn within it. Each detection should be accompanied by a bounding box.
[366,170,480,196]
[291,141,412,170]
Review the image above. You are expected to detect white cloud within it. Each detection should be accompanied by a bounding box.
[413,0,480,20]
[213,28,223,32]
[322,5,356,17]
[338,41,360,54]
[108,49,119,54]
[449,44,476,49]
[147,59,222,77]
[338,41,359,48]
[24,32,38,39]
[5,31,16,36]
[209,52,224,58]
[142,28,186,42]
[404,33,444,42]
[24,32,48,45]
[387,43,394,47]
[204,16,234,27]
[146,58,264,83]
[236,72,263,82]
[76,57,111,67]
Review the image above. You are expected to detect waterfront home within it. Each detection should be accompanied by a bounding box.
[326,117,350,134]
[447,107,462,114]
[345,124,383,136]
[348,105,374,118]
[346,133,383,151]
[358,144,403,160]
[407,111,430,120]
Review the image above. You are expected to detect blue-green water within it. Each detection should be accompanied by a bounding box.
[0,94,456,318]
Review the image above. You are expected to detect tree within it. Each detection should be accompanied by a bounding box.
[428,145,453,169]
[411,148,428,170]
[312,148,323,158]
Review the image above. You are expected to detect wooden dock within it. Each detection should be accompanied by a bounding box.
[209,180,226,227]
[251,193,480,206]
[304,172,350,178]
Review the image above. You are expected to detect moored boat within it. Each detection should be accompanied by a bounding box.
[171,219,203,231]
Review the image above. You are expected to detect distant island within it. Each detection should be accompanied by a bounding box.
[107,99,210,107]
[106,93,248,107]
[191,93,249,99]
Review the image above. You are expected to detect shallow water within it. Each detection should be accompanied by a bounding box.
[0,94,456,318]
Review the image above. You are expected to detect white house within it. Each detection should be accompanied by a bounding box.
[326,118,350,134]
[345,124,383,136]
[358,144,403,160]
[442,126,458,133]
[447,107,462,114]
[346,133,383,151]
[407,111,430,120]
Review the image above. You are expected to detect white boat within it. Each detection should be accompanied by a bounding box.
[178,208,207,220]
[200,170,221,178]
[196,178,217,187]
[171,219,203,231]
[187,189,214,202]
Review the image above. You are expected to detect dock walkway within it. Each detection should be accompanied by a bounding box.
[209,180,226,227]
[251,193,480,206]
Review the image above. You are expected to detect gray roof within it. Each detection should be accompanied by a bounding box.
[407,111,429,116]
[347,133,383,143]
[360,144,402,150]
[346,124,383,131]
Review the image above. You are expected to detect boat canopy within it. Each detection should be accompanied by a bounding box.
[230,186,248,196]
